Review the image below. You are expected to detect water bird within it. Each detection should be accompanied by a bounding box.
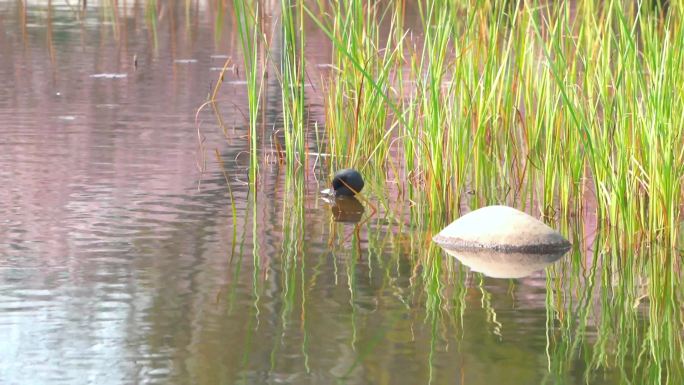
[326,168,364,197]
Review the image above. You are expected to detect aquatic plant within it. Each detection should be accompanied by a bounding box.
[278,0,308,169]
[232,0,264,186]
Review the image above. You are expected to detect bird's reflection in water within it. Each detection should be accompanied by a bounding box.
[330,196,365,223]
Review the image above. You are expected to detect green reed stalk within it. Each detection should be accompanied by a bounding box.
[233,0,263,186]
[279,0,307,168]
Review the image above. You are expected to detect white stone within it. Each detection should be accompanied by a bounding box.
[433,205,571,253]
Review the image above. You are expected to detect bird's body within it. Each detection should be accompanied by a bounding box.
[331,168,364,197]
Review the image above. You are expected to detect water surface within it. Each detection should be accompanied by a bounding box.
[0,2,650,385]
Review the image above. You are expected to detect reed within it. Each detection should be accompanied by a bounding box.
[278,0,308,169]
[232,0,264,186]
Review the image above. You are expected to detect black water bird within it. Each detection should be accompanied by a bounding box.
[331,168,364,197]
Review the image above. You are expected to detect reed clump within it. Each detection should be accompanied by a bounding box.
[282,0,684,248]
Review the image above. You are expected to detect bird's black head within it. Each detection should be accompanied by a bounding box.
[332,168,364,197]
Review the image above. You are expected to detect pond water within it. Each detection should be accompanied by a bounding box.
[0,2,659,385]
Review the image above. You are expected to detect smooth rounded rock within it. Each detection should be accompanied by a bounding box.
[433,205,571,253]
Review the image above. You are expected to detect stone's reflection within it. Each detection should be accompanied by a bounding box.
[329,196,365,223]
[439,248,569,279]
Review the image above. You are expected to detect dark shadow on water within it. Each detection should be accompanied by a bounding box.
[329,196,365,223]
